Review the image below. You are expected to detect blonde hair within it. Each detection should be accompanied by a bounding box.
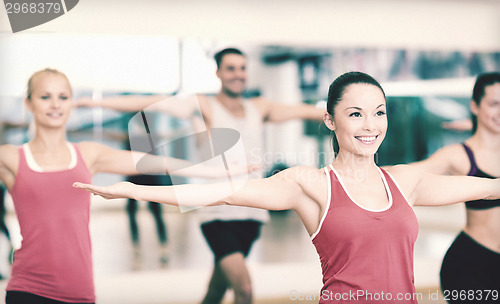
[26,68,72,100]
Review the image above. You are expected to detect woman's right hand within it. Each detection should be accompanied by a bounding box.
[73,181,134,200]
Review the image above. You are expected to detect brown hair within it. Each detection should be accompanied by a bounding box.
[214,48,244,69]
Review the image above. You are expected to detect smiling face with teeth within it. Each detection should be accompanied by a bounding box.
[324,72,388,160]
[216,53,247,98]
[331,83,387,157]
[25,70,73,130]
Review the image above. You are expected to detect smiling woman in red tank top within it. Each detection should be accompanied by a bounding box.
[74,71,500,304]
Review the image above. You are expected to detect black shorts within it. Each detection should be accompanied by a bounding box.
[201,220,261,263]
[6,291,94,304]
[127,174,172,186]
[440,231,500,304]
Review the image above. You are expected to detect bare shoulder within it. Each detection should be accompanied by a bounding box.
[250,97,273,117]
[196,94,209,106]
[426,143,469,175]
[250,97,272,107]
[443,143,470,174]
[0,144,19,165]
[384,164,422,186]
[0,144,19,187]
[282,166,328,201]
[434,143,468,163]
[196,94,212,121]
[273,166,324,183]
[76,141,103,152]
[76,141,107,160]
[385,163,420,177]
[284,166,329,234]
[0,144,18,154]
[267,166,325,196]
[385,163,414,174]
[296,166,327,183]
[406,143,469,175]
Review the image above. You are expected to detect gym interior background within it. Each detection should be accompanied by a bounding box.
[0,1,499,303]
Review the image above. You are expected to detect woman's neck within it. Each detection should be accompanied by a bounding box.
[469,128,500,150]
[30,127,68,153]
[331,151,378,182]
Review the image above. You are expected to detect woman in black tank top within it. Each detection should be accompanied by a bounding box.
[411,72,500,303]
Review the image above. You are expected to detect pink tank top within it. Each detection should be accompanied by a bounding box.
[312,166,418,304]
[7,143,94,303]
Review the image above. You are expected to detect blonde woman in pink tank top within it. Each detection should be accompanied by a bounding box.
[0,69,243,304]
[75,72,500,304]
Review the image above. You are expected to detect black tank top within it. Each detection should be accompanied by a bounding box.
[462,143,500,210]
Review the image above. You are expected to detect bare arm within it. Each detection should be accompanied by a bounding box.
[79,141,252,179]
[414,174,500,207]
[73,167,308,211]
[75,94,203,119]
[0,145,18,189]
[441,119,473,132]
[409,144,467,175]
[389,165,500,207]
[255,98,325,122]
[75,95,167,112]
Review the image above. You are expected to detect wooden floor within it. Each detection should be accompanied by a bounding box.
[1,197,462,304]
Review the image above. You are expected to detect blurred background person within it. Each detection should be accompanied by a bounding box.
[76,47,326,304]
[411,72,500,303]
[0,68,249,304]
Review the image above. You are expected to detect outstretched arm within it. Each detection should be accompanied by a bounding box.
[414,174,500,207]
[79,141,254,179]
[409,144,467,175]
[73,167,308,211]
[389,165,500,207]
[75,94,203,119]
[75,95,167,112]
[255,98,325,123]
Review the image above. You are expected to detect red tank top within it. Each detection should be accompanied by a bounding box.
[7,143,94,303]
[312,166,418,304]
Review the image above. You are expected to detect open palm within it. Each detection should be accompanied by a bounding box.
[73,181,133,200]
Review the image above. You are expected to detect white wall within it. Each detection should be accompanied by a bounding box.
[1,0,498,51]
[0,34,180,96]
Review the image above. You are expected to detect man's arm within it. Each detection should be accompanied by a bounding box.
[75,95,167,112]
[253,98,325,122]
[75,94,205,120]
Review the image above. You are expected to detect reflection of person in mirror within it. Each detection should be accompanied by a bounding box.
[76,47,325,304]
[411,72,500,303]
[75,71,500,304]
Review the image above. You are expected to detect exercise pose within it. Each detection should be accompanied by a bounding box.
[0,68,241,304]
[75,71,500,304]
[77,47,325,304]
[412,72,500,303]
